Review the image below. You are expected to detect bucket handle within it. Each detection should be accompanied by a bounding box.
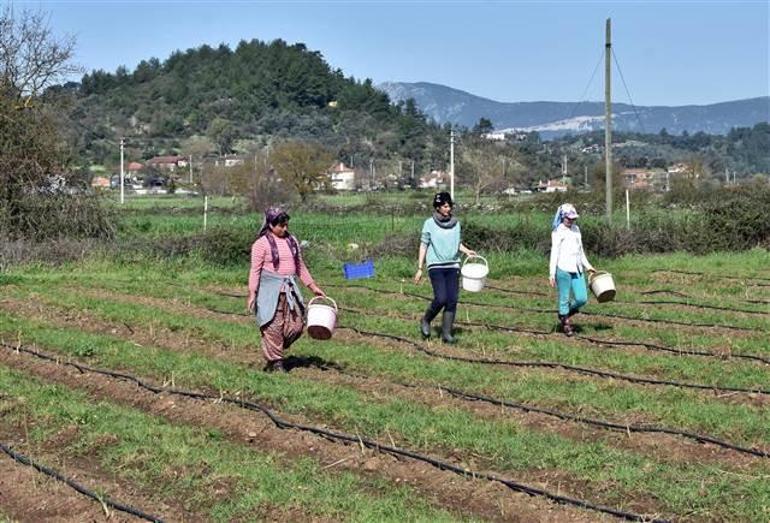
[462,254,488,268]
[588,270,608,284]
[308,296,338,311]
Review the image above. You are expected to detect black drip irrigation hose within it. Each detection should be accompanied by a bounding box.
[340,326,770,397]
[339,305,770,367]
[483,284,548,297]
[577,335,770,366]
[450,285,769,315]
[185,304,770,457]
[0,342,668,523]
[0,441,164,523]
[325,283,763,332]
[312,355,770,459]
[652,269,770,283]
[634,300,769,316]
[640,289,690,298]
[205,302,770,368]
[572,310,759,332]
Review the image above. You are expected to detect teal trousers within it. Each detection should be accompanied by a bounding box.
[556,268,588,316]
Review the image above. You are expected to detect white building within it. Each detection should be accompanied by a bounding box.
[329,161,356,191]
[418,170,449,189]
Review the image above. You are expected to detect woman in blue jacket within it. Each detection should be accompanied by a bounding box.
[413,192,476,343]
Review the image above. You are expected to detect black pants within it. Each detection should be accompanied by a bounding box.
[426,267,460,320]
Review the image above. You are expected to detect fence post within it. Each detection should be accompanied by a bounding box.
[625,189,630,230]
[203,195,208,231]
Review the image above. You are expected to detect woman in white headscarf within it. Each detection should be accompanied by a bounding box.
[548,203,594,336]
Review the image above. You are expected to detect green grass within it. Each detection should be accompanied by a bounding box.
[0,364,465,522]
[2,305,770,520]
[3,207,770,521]
[9,281,770,447]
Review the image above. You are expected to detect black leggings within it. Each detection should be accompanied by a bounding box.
[426,267,460,319]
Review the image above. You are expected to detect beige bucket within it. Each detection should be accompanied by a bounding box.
[588,271,616,303]
[307,296,338,340]
[461,255,489,293]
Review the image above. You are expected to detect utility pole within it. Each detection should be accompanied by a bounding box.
[584,165,588,189]
[120,138,125,205]
[411,160,415,187]
[450,129,455,200]
[604,18,613,222]
[369,158,374,189]
[189,155,193,185]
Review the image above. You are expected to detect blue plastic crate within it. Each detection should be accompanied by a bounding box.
[343,259,375,280]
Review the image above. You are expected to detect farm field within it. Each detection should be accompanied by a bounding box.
[1,199,769,522]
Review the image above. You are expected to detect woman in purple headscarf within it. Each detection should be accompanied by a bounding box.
[247,207,324,372]
[549,203,595,336]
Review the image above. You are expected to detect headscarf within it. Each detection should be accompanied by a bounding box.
[551,203,579,231]
[432,191,458,229]
[258,207,300,271]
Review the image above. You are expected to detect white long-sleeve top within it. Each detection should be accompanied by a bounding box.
[549,223,593,278]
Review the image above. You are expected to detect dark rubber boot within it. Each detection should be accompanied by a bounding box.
[420,316,431,339]
[559,314,575,337]
[441,311,456,344]
[265,360,286,373]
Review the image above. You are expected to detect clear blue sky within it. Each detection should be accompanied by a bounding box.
[19,0,770,106]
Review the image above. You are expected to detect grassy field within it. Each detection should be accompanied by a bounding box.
[1,195,769,521]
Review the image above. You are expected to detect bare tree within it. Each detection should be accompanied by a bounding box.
[0,6,111,241]
[0,6,80,103]
[460,147,511,205]
[271,141,333,202]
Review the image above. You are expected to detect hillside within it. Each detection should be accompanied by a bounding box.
[379,81,770,137]
[63,39,443,168]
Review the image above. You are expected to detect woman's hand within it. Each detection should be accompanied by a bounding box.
[549,277,556,288]
[247,295,256,314]
[413,268,423,284]
[465,249,478,257]
[314,289,326,297]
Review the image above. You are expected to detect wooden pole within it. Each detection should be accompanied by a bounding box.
[605,18,613,222]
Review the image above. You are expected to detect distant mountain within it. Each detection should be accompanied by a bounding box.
[378,81,770,138]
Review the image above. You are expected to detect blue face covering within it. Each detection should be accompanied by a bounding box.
[552,206,565,231]
[552,204,578,230]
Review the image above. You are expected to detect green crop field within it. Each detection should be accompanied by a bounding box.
[1,194,769,522]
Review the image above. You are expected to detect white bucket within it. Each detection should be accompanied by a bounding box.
[461,255,489,293]
[589,271,616,303]
[307,296,338,340]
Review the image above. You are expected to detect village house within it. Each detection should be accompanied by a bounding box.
[90,176,110,189]
[534,178,569,193]
[482,131,506,141]
[127,161,144,175]
[623,168,665,191]
[147,155,187,172]
[418,170,450,189]
[213,154,245,168]
[328,161,356,191]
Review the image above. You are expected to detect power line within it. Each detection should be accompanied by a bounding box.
[567,48,605,122]
[612,49,647,134]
